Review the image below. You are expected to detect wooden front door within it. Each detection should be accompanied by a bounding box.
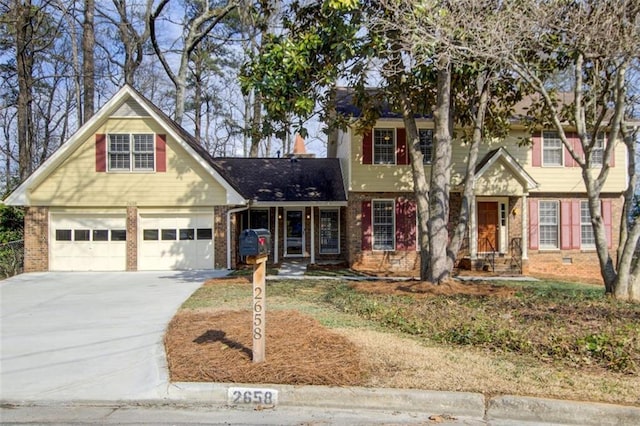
[477,202,499,253]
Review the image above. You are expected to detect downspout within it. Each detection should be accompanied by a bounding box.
[227,205,249,269]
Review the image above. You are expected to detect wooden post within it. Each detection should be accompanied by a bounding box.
[247,254,267,363]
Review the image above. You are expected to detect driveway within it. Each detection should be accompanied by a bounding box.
[0,270,227,402]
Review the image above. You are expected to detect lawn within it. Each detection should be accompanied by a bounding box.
[164,276,640,406]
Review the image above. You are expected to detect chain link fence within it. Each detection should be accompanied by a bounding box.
[0,240,24,278]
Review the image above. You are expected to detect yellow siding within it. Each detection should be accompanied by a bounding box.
[474,162,524,196]
[349,121,627,194]
[29,117,229,207]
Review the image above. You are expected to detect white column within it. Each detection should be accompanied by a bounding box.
[522,195,528,260]
[310,206,316,264]
[274,207,279,264]
[470,195,477,259]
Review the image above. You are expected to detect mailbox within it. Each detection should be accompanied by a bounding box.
[239,228,271,257]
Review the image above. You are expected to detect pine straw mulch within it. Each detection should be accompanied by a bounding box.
[165,309,366,385]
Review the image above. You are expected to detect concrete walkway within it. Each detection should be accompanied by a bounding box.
[0,271,226,401]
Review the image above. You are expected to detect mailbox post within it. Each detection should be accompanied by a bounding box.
[239,229,271,363]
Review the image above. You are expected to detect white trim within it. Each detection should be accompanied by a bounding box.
[319,207,341,255]
[284,208,305,257]
[538,200,560,250]
[541,130,564,167]
[310,207,315,263]
[373,128,397,165]
[372,199,395,251]
[475,147,538,190]
[522,195,528,260]
[274,207,279,264]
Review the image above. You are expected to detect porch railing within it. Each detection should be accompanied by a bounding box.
[478,237,496,272]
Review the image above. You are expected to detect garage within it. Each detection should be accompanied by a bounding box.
[138,213,214,270]
[50,214,127,271]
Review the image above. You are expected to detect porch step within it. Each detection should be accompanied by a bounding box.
[461,256,523,275]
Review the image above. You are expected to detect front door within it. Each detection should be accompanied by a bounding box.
[285,209,304,257]
[477,202,498,253]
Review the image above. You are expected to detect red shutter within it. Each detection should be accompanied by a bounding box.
[560,200,571,249]
[396,128,408,165]
[602,199,612,248]
[564,133,575,167]
[95,134,106,172]
[529,199,539,249]
[362,131,372,165]
[395,199,406,250]
[361,200,372,250]
[571,200,581,249]
[532,132,541,167]
[406,199,417,250]
[156,134,166,172]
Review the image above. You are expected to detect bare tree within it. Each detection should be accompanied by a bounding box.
[149,0,238,125]
[82,0,95,122]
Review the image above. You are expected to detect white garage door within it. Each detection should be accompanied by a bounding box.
[138,214,214,270]
[50,214,127,271]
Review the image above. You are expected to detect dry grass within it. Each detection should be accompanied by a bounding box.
[165,277,640,406]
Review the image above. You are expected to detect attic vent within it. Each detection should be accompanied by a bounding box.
[112,98,150,117]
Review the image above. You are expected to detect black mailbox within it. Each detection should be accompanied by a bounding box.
[239,228,271,257]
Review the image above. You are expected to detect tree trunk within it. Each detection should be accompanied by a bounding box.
[428,65,453,283]
[15,1,35,181]
[447,71,491,270]
[82,0,95,123]
[399,92,430,281]
[249,90,262,157]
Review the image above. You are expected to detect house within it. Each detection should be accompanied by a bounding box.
[327,89,626,283]
[5,85,627,284]
[4,85,345,272]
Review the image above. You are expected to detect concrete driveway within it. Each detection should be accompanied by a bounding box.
[0,270,227,402]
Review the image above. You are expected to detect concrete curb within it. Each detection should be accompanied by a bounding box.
[166,382,486,419]
[3,385,639,425]
[488,395,640,426]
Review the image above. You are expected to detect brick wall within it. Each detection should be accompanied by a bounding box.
[24,206,49,272]
[348,192,421,276]
[126,206,137,271]
[526,193,622,284]
[214,205,230,269]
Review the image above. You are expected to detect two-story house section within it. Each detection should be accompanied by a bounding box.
[328,88,626,283]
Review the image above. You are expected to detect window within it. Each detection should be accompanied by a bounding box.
[320,209,339,254]
[249,210,269,230]
[542,131,563,166]
[179,228,195,240]
[581,201,595,247]
[108,133,155,171]
[197,228,213,240]
[539,201,559,249]
[161,229,177,240]
[373,129,395,164]
[591,133,605,166]
[419,129,433,164]
[143,229,159,241]
[110,230,127,241]
[55,229,72,241]
[93,230,109,241]
[372,200,394,250]
[74,229,90,241]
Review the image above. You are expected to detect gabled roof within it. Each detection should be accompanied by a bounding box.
[475,147,538,190]
[211,158,347,205]
[4,85,246,206]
